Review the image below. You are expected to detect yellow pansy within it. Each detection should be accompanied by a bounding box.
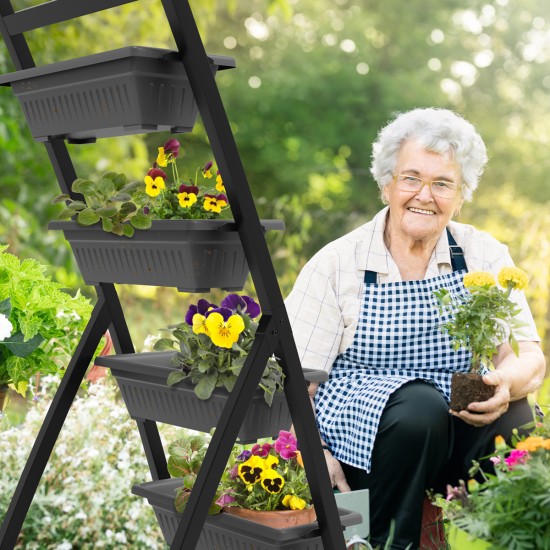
[264,455,279,469]
[144,175,166,197]
[497,267,529,291]
[192,313,209,336]
[156,147,168,167]
[238,455,265,485]
[463,271,496,290]
[260,469,284,494]
[216,173,225,192]
[204,312,245,348]
[282,495,306,510]
[177,192,197,208]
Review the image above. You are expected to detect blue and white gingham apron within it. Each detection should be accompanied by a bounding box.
[315,230,474,472]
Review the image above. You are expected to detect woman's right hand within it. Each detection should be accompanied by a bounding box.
[324,450,351,492]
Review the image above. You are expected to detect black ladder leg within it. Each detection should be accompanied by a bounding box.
[98,283,169,481]
[0,297,112,550]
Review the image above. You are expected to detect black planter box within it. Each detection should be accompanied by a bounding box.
[96,351,327,443]
[133,478,361,548]
[48,219,284,292]
[0,46,235,143]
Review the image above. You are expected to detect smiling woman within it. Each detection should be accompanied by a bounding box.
[285,107,546,549]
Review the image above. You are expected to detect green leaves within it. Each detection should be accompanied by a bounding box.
[159,321,285,405]
[53,173,154,238]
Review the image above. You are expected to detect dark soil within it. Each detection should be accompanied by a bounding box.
[449,372,495,412]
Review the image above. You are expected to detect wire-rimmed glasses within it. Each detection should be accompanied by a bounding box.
[392,174,460,199]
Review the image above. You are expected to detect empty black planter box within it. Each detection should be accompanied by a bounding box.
[133,478,361,548]
[48,219,284,292]
[96,351,327,443]
[0,46,235,142]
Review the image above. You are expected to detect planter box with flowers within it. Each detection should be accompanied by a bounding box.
[0,47,235,143]
[434,267,529,410]
[132,431,362,548]
[96,294,327,442]
[50,138,284,292]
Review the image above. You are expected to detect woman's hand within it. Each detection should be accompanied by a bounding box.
[324,449,351,492]
[450,370,511,427]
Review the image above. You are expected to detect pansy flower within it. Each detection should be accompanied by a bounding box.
[163,138,181,159]
[216,171,225,192]
[274,431,298,460]
[192,314,209,336]
[260,469,284,494]
[237,449,252,461]
[282,495,306,510]
[156,147,168,167]
[215,492,236,507]
[146,167,167,180]
[204,311,245,348]
[185,299,217,326]
[251,442,272,458]
[203,161,214,178]
[178,192,197,208]
[238,455,265,485]
[221,294,261,319]
[203,194,228,214]
[144,174,166,197]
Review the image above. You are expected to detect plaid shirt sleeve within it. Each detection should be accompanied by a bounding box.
[285,249,346,373]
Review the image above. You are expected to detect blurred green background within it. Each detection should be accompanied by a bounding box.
[0,0,548,403]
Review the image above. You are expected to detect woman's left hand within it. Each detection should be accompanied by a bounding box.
[450,370,511,427]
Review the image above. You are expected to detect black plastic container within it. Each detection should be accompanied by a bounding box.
[49,219,284,292]
[0,47,235,142]
[132,478,362,548]
[96,351,327,443]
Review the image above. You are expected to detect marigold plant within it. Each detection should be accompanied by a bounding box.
[434,266,529,372]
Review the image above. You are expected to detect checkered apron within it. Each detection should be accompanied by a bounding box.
[315,233,473,472]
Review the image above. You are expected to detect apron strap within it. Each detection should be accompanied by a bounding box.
[364,227,468,284]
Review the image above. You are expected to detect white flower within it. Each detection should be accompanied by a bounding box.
[0,313,13,341]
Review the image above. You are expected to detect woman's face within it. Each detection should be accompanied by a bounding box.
[383,139,464,244]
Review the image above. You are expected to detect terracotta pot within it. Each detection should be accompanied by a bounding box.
[450,372,495,412]
[222,505,316,529]
[0,385,8,412]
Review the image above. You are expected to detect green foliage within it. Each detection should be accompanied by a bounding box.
[167,433,225,515]
[434,416,550,549]
[155,319,284,405]
[434,271,526,372]
[0,246,92,388]
[53,173,152,237]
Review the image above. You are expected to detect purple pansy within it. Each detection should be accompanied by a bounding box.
[203,161,213,172]
[163,138,180,158]
[221,294,261,319]
[147,167,167,180]
[215,492,236,507]
[208,307,234,322]
[274,430,298,460]
[237,449,252,461]
[251,442,272,457]
[179,184,199,195]
[185,299,217,326]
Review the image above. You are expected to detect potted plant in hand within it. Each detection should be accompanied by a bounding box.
[434,267,529,411]
[50,138,284,292]
[132,430,362,548]
[433,415,550,549]
[0,245,92,411]
[96,293,294,442]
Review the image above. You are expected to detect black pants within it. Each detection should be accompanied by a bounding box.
[340,380,535,550]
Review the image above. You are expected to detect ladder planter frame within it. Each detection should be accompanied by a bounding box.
[0,1,351,549]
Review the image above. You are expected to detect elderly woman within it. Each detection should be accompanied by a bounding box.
[285,108,546,549]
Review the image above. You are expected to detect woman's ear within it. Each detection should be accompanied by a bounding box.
[381,185,390,204]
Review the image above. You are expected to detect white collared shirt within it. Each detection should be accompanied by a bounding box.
[285,206,540,374]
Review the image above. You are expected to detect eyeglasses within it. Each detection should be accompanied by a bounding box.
[392,174,460,199]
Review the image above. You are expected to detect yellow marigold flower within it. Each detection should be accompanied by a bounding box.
[516,436,546,452]
[295,450,304,468]
[192,313,209,336]
[260,469,284,494]
[498,266,529,291]
[282,495,306,510]
[144,175,166,197]
[238,456,264,485]
[204,312,245,348]
[494,435,506,451]
[156,147,168,167]
[177,192,197,208]
[463,271,496,290]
